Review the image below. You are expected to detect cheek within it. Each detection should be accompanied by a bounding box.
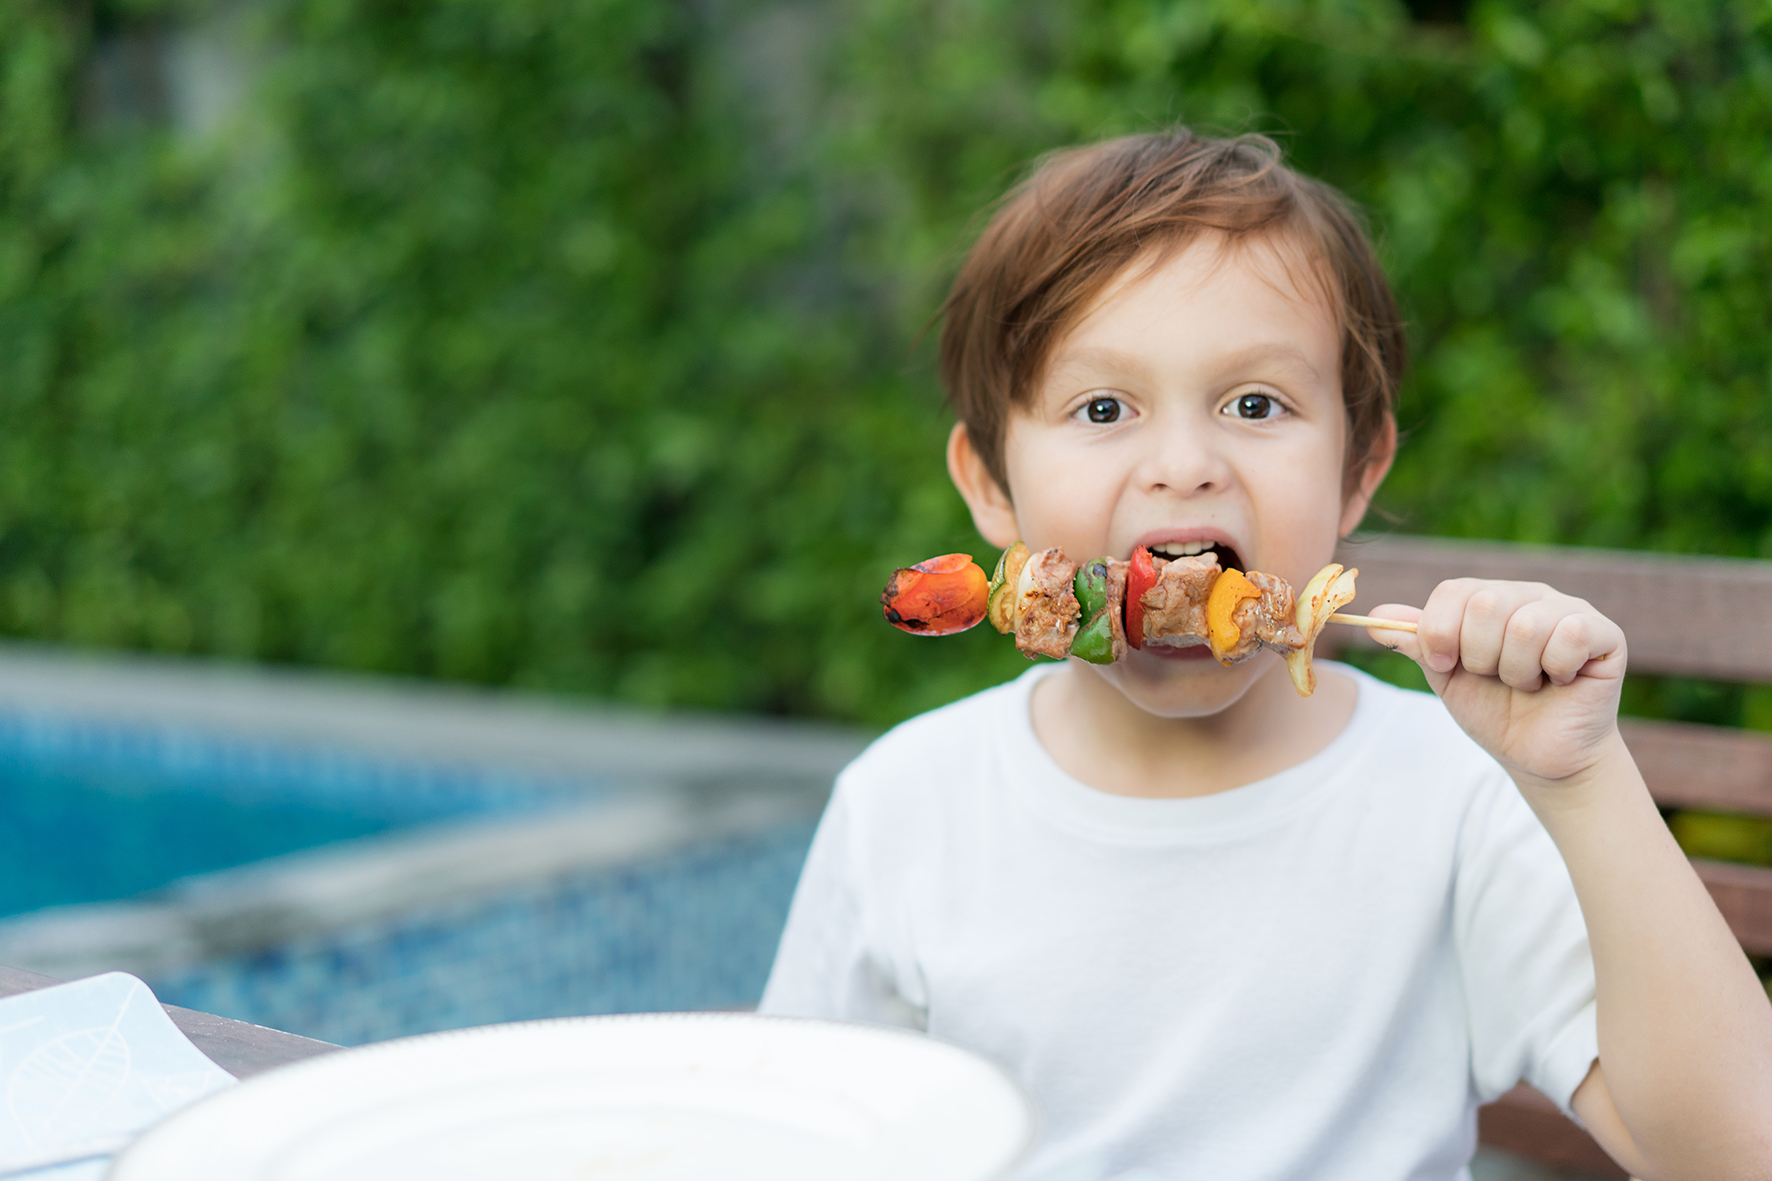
[1259,434,1350,567]
[1002,430,1122,546]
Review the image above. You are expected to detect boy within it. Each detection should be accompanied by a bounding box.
[760,130,1772,1179]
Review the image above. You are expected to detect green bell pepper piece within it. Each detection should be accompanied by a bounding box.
[1069,608,1115,664]
[1073,560,1110,621]
[1069,559,1114,663]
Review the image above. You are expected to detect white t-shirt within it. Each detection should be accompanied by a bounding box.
[759,663,1599,1181]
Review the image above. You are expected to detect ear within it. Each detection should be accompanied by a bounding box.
[947,423,1022,548]
[1338,415,1397,538]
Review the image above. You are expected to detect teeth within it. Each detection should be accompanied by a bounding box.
[1152,541,1213,557]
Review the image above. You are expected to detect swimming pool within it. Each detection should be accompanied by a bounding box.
[148,819,819,1045]
[0,712,587,918]
[0,647,860,1045]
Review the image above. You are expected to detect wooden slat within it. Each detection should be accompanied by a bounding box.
[1620,717,1772,817]
[1693,859,1772,956]
[1334,537,1772,1170]
[0,963,338,1079]
[1335,534,1772,682]
[0,962,64,998]
[1477,1085,1626,1177]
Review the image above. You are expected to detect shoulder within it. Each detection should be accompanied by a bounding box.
[843,668,1035,779]
[1329,663,1512,800]
[1326,667,1558,899]
[1337,663,1483,756]
[831,668,1037,817]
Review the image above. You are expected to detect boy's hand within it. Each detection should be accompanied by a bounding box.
[1369,580,1627,786]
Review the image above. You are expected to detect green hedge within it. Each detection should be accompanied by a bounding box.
[1,0,1769,726]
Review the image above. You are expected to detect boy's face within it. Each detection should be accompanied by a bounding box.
[951,232,1392,718]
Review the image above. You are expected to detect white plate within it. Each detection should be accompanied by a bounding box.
[107,1012,1037,1181]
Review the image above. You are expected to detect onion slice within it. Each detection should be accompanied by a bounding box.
[1283,564,1359,697]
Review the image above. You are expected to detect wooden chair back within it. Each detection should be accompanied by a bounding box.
[1332,534,1772,1178]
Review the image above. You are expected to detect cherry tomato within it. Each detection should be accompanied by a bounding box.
[881,554,990,636]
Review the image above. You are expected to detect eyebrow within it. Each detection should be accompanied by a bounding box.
[1046,341,1326,386]
[1205,342,1326,383]
[1042,346,1154,383]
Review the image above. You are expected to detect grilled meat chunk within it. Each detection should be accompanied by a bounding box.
[1013,548,1080,659]
[1219,594,1264,664]
[1140,553,1218,647]
[1103,558,1130,663]
[1244,570,1306,652]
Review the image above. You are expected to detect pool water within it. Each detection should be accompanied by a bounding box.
[0,704,828,1042]
[0,713,586,919]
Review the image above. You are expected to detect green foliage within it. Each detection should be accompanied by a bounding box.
[836,0,1772,550]
[1,0,1770,725]
[1671,810,1772,868]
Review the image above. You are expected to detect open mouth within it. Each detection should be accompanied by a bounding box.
[1147,540,1244,572]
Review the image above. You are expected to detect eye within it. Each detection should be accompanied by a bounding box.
[1081,396,1124,424]
[1229,391,1283,421]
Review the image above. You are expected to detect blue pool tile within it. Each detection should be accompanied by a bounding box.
[147,821,819,1045]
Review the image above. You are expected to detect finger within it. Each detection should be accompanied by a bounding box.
[1455,582,1553,678]
[1361,604,1450,689]
[1362,604,1422,654]
[1542,611,1627,685]
[1494,599,1567,692]
[1416,579,1484,675]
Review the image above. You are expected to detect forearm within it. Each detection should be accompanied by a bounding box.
[1515,733,1772,1178]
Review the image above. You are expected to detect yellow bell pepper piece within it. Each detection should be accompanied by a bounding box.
[1206,569,1261,664]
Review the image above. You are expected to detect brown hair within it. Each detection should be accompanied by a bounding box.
[938,129,1405,496]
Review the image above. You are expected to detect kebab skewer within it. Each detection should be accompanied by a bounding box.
[880,544,1417,698]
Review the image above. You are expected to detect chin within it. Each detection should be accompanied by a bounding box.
[1079,650,1272,719]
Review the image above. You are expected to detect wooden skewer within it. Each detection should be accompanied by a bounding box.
[1327,613,1417,633]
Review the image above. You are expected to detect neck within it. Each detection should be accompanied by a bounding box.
[1030,659,1359,799]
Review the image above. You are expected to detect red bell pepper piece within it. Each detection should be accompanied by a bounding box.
[1125,545,1156,649]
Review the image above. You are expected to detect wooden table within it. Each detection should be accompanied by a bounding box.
[0,963,339,1079]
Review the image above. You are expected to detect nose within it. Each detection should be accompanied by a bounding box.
[1137,406,1230,498]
